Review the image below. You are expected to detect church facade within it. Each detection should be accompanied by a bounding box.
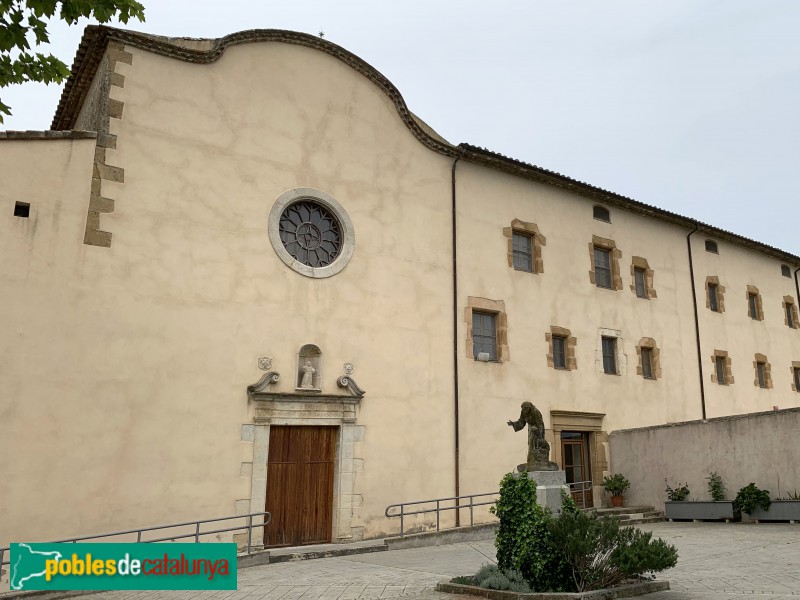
[1,26,799,549]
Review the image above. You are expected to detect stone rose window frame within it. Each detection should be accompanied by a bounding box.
[711,350,733,385]
[706,276,726,313]
[465,297,509,362]
[753,353,773,389]
[545,326,577,371]
[636,337,662,380]
[783,296,799,329]
[746,285,765,321]
[630,256,657,300]
[588,236,623,291]
[503,219,546,274]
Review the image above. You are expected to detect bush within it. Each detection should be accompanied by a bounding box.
[473,565,531,593]
[490,472,571,592]
[733,483,771,515]
[548,510,678,592]
[560,489,579,515]
[706,472,726,501]
[665,479,690,501]
[602,473,630,496]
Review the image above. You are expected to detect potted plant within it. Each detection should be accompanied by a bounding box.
[602,473,630,507]
[734,483,773,522]
[664,474,741,522]
[751,489,800,523]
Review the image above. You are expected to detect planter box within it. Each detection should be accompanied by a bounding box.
[664,501,740,522]
[748,500,800,523]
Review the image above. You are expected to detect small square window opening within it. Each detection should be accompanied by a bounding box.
[788,303,796,328]
[794,367,800,391]
[552,336,567,369]
[634,268,647,299]
[594,247,612,289]
[512,232,533,272]
[715,356,726,384]
[14,202,30,218]
[601,336,617,374]
[782,265,792,278]
[472,311,497,361]
[593,205,611,223]
[705,240,718,254]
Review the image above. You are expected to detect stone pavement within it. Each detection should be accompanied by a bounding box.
[71,522,799,600]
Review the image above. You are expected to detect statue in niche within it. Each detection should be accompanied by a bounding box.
[300,360,316,389]
[507,401,559,472]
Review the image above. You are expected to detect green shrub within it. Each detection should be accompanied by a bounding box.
[706,472,726,501]
[472,565,532,593]
[602,473,630,496]
[490,472,571,592]
[664,479,690,501]
[733,483,771,515]
[560,489,579,515]
[548,510,677,592]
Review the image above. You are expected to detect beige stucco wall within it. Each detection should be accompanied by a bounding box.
[0,41,456,547]
[691,235,800,416]
[608,408,800,510]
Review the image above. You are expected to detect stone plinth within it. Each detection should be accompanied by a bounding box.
[515,470,568,513]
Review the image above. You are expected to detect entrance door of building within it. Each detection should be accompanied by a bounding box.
[264,426,336,547]
[561,431,593,508]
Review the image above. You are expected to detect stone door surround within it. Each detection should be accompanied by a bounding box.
[548,410,607,508]
[242,390,365,548]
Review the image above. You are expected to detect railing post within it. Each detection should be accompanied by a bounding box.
[400,507,404,537]
[247,515,253,555]
[469,495,474,527]
[137,531,142,543]
[195,522,200,543]
[436,500,440,532]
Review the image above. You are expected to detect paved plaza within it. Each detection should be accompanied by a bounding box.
[70,522,800,600]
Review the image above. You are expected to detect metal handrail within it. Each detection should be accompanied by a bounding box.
[0,511,271,581]
[568,480,593,509]
[385,492,499,536]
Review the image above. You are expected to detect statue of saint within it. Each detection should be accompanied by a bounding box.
[507,401,559,472]
[300,360,316,389]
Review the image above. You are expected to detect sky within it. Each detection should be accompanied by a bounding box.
[3,0,799,255]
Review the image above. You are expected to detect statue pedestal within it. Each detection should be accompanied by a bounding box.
[515,470,568,514]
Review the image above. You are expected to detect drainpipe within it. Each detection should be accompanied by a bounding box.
[686,223,707,420]
[452,149,465,526]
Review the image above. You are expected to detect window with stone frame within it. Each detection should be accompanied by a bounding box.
[784,296,799,329]
[746,286,764,321]
[465,297,509,362]
[753,353,773,389]
[503,219,546,274]
[636,338,661,380]
[589,236,622,290]
[630,256,656,299]
[545,326,577,371]
[706,276,726,313]
[792,363,800,392]
[705,239,719,254]
[711,350,733,385]
[782,264,792,278]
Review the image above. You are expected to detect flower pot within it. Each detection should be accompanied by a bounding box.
[749,500,800,522]
[611,495,624,507]
[664,501,740,522]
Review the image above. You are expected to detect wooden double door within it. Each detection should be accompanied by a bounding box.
[264,426,337,547]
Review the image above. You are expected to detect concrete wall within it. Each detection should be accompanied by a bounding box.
[608,408,800,510]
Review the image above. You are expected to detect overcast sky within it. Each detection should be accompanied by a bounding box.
[3,1,799,256]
